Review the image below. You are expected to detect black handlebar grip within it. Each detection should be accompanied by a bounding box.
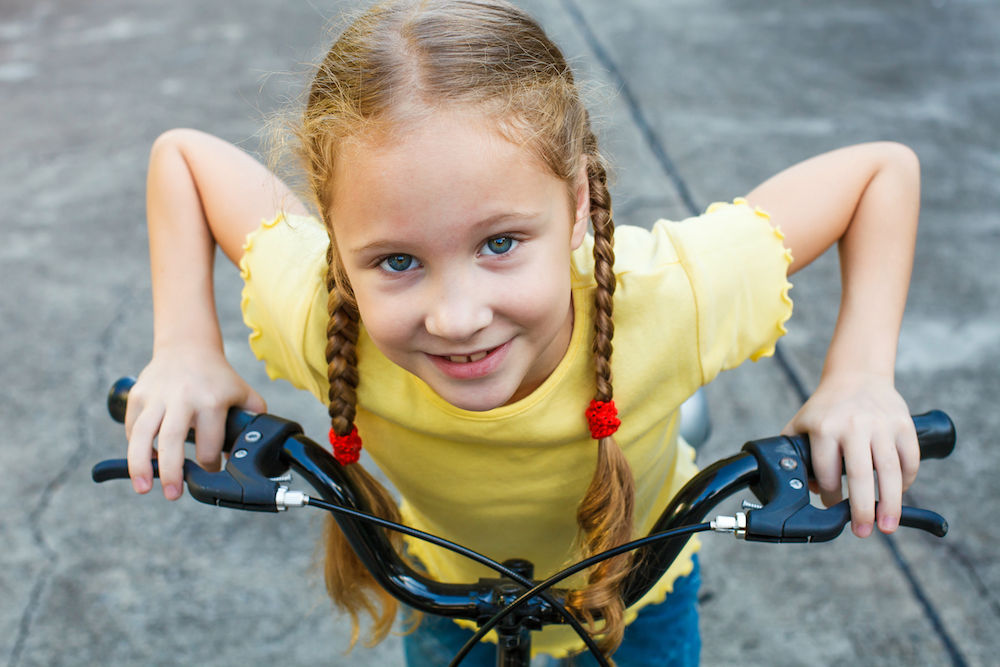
[790,410,956,479]
[911,410,956,461]
[107,376,135,424]
[107,376,258,453]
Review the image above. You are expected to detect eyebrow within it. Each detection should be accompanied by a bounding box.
[348,211,540,256]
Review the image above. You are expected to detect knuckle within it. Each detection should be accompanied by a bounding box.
[185,384,232,415]
[195,449,220,467]
[879,454,902,474]
[893,413,913,432]
[195,391,226,412]
[815,472,841,493]
[126,439,147,459]
[812,419,837,441]
[901,459,920,488]
[848,414,874,437]
[845,457,872,480]
[158,424,187,443]
[873,439,900,465]
[129,384,148,405]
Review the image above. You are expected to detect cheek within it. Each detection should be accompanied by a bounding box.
[496,257,572,334]
[353,285,421,362]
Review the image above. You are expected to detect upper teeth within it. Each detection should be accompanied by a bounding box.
[449,351,489,363]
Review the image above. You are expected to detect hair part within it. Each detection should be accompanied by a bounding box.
[291,0,635,657]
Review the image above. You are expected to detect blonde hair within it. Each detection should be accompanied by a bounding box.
[290,0,635,657]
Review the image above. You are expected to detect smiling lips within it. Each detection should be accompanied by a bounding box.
[448,350,490,363]
[429,342,510,380]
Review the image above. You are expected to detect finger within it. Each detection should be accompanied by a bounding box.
[157,407,194,501]
[194,408,226,473]
[126,402,164,494]
[809,432,844,508]
[872,428,902,534]
[843,433,876,538]
[242,386,267,414]
[897,420,920,492]
[123,385,146,442]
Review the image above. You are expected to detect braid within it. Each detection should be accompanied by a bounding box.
[588,133,615,403]
[321,239,406,648]
[288,0,644,659]
[565,136,637,657]
[325,243,360,435]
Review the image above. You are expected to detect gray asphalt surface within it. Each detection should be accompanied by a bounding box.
[1,1,998,665]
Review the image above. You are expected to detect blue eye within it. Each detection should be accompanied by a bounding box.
[482,236,517,255]
[380,254,415,272]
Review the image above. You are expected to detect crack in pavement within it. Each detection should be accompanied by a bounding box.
[7,285,135,667]
[907,488,1000,621]
[556,0,700,218]
[938,539,1000,620]
[556,1,974,664]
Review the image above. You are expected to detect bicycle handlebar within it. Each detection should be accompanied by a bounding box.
[94,376,955,627]
[106,376,257,454]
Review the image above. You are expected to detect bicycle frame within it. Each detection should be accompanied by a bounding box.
[93,378,955,667]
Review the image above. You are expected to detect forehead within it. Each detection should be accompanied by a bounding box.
[329,112,572,244]
[333,111,546,188]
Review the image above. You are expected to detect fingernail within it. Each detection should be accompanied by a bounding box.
[165,484,181,500]
[134,477,150,494]
[880,515,899,532]
[855,522,873,538]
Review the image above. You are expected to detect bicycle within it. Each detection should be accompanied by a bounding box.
[93,377,955,667]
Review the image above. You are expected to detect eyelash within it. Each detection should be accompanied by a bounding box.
[374,235,521,274]
[479,236,519,256]
[377,254,421,274]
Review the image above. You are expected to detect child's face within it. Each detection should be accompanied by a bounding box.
[331,112,589,411]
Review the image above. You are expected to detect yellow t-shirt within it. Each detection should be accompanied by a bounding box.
[239,199,793,657]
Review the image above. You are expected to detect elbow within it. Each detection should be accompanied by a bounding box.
[865,142,921,226]
[875,141,921,188]
[149,128,210,162]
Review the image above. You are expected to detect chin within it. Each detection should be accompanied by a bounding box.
[434,382,516,412]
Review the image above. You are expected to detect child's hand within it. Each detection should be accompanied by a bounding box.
[124,346,267,501]
[781,372,919,537]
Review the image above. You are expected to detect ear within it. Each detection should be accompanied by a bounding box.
[570,161,590,251]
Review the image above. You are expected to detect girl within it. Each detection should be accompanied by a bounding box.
[124,0,921,664]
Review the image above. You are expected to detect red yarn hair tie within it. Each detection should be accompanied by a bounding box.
[586,399,620,440]
[329,425,362,466]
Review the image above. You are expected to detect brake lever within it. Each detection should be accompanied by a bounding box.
[91,413,302,512]
[777,500,948,542]
[726,436,949,543]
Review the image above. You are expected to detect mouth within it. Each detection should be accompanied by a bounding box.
[428,341,511,380]
[444,349,493,364]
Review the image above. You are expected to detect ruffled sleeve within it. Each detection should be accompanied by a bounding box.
[239,213,331,401]
[662,199,794,386]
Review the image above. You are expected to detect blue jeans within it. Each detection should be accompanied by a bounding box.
[403,556,701,667]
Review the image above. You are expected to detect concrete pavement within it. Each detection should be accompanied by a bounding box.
[1,0,997,665]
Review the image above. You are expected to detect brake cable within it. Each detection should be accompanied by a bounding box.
[449,522,713,667]
[304,497,609,667]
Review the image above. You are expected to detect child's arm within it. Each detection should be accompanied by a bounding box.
[744,141,921,538]
[127,128,309,501]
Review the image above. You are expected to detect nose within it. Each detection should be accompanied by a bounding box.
[424,273,493,342]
